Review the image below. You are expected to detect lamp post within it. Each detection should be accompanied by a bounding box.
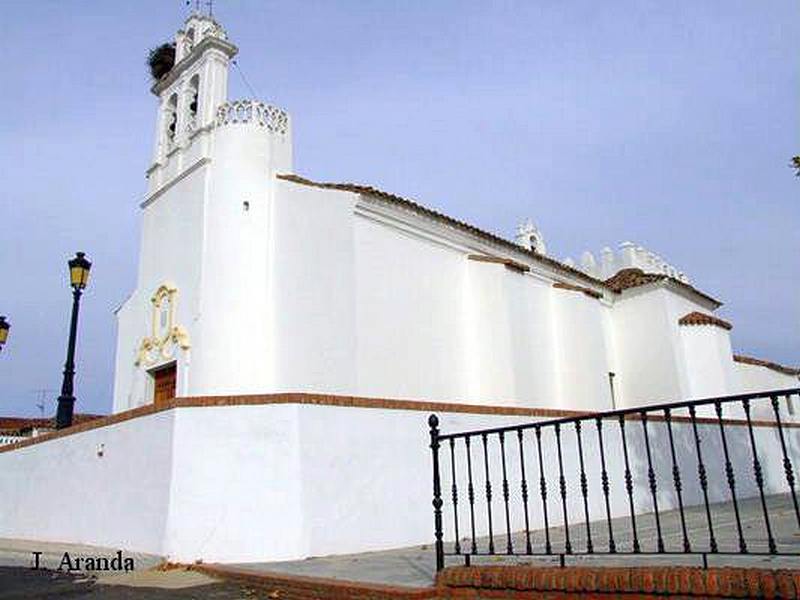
[0,316,9,353]
[55,252,91,430]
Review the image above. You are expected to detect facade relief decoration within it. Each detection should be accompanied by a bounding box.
[135,284,190,367]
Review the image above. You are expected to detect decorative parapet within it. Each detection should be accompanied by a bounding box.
[563,241,690,284]
[215,100,289,135]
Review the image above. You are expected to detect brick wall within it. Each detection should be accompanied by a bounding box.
[437,565,800,599]
[189,563,800,599]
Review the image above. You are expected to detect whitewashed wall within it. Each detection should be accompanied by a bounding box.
[113,165,208,413]
[462,262,562,407]
[297,406,535,558]
[3,403,797,563]
[610,286,738,408]
[191,122,291,396]
[552,290,615,411]
[354,215,471,402]
[0,405,534,563]
[0,411,176,555]
[269,183,358,394]
[164,405,305,562]
[611,288,686,406]
[114,120,291,411]
[736,362,799,395]
[680,326,739,399]
[498,271,559,408]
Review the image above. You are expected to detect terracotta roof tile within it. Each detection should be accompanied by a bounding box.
[604,268,721,307]
[678,311,733,331]
[277,174,609,289]
[733,354,800,377]
[604,268,663,292]
[0,414,104,436]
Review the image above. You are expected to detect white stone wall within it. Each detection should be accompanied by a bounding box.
[736,362,799,395]
[0,405,534,562]
[269,182,358,395]
[680,327,739,399]
[164,405,305,561]
[552,290,615,410]
[610,288,688,406]
[113,165,208,412]
[0,411,175,555]
[190,121,291,396]
[354,214,471,402]
[2,403,798,563]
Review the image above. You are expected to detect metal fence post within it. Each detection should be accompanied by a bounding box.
[429,414,444,572]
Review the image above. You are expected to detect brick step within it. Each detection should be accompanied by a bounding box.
[186,562,800,599]
[437,565,800,599]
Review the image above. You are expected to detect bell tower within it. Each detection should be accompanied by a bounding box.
[114,11,293,412]
[147,12,238,192]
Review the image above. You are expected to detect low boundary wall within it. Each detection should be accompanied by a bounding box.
[0,393,797,563]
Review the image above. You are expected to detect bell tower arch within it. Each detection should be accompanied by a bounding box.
[147,13,238,191]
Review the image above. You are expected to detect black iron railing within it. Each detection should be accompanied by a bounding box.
[429,388,800,571]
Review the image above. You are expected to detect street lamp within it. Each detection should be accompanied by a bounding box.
[55,252,92,429]
[0,316,9,352]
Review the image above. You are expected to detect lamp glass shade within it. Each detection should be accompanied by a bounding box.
[68,252,91,290]
[0,317,8,345]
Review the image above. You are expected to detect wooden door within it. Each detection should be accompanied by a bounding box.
[153,363,177,407]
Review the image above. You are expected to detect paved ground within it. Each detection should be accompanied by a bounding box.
[0,540,266,598]
[0,538,163,572]
[227,493,800,587]
[0,567,273,599]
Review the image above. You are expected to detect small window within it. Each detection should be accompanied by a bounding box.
[788,395,795,416]
[166,93,178,142]
[188,75,200,119]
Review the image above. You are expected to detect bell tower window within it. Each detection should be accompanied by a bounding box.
[165,93,178,146]
[187,75,200,132]
[147,13,238,172]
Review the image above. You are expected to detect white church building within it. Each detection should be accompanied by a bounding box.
[0,13,797,566]
[113,13,797,415]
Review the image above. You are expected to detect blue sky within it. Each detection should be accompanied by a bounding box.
[0,1,797,417]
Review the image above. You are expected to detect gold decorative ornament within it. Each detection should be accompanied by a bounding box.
[135,284,190,367]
